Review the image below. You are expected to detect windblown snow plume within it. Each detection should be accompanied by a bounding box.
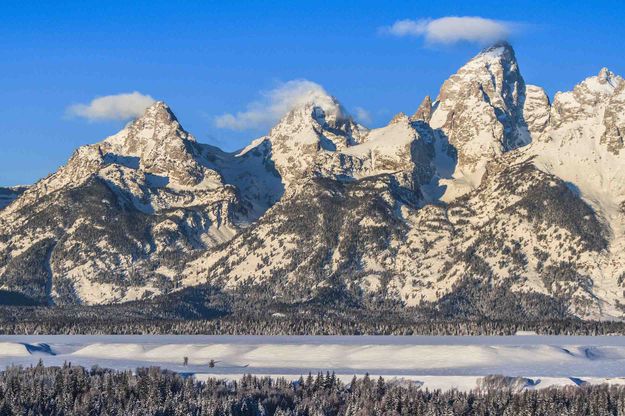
[353,106,372,124]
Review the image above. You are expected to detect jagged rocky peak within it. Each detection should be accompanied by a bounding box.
[554,67,623,106]
[410,95,433,122]
[597,67,622,89]
[263,91,368,184]
[8,101,224,216]
[105,101,190,149]
[443,41,522,95]
[545,66,625,153]
[551,67,625,130]
[269,93,366,146]
[389,112,409,124]
[100,101,208,186]
[428,42,531,189]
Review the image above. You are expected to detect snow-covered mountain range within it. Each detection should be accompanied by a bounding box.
[2,43,624,319]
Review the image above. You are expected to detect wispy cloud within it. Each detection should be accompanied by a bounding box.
[353,107,372,124]
[215,80,342,130]
[381,16,516,45]
[67,92,155,121]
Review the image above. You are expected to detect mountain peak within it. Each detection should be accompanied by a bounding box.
[105,101,192,148]
[145,100,170,112]
[567,67,624,98]
[136,100,180,126]
[476,41,515,59]
[598,67,613,79]
[463,42,517,70]
[97,101,207,186]
[429,40,527,193]
[597,67,621,88]
[278,93,347,128]
[269,90,355,142]
[259,92,369,185]
[389,112,409,124]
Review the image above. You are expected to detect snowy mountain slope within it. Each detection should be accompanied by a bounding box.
[313,114,437,190]
[184,173,422,295]
[526,68,625,315]
[2,43,625,320]
[184,153,609,318]
[196,141,285,224]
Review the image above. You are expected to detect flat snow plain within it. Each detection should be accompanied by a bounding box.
[1,335,625,391]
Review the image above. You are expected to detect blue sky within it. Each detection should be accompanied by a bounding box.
[1,0,624,186]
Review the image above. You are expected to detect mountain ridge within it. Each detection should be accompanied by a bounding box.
[1,43,624,320]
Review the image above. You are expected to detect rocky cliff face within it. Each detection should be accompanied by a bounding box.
[2,43,625,319]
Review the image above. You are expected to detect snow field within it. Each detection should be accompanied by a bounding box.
[1,335,625,391]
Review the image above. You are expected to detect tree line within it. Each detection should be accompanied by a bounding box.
[0,363,623,415]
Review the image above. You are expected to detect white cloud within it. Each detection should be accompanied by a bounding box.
[382,16,515,45]
[67,92,156,121]
[215,80,342,130]
[354,107,372,124]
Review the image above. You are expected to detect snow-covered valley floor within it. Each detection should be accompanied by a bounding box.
[1,335,625,391]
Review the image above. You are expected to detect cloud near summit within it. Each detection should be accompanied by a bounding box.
[215,80,336,130]
[215,80,371,130]
[67,92,156,121]
[381,16,516,45]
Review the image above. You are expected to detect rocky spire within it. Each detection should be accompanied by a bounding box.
[410,96,433,123]
[428,42,530,186]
